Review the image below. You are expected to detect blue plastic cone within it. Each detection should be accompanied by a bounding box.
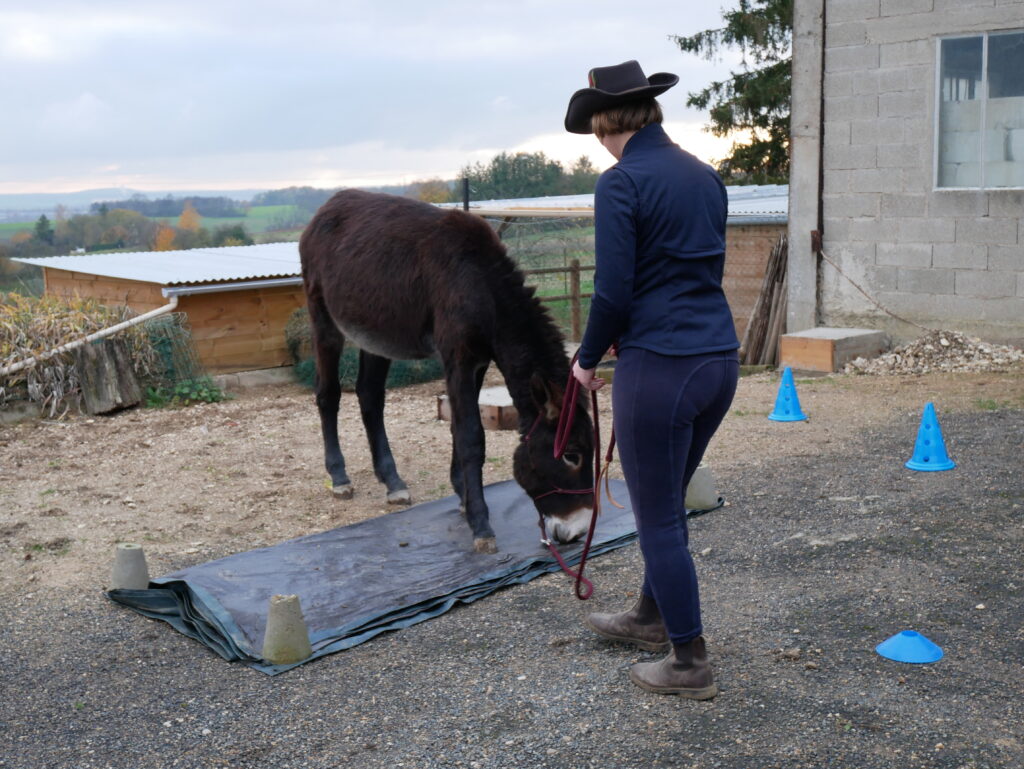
[905,402,956,471]
[875,630,944,663]
[768,367,808,422]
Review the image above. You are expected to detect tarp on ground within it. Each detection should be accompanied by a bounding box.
[108,480,637,674]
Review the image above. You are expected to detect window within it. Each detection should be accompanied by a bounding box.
[936,30,1024,189]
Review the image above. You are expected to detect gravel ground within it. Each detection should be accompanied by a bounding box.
[1,367,1023,769]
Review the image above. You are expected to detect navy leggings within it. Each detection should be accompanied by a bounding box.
[612,348,739,645]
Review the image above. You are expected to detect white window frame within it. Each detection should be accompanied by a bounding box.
[934,29,1024,191]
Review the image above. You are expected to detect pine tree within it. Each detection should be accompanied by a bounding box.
[672,0,792,184]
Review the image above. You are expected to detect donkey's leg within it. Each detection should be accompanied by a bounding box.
[356,350,411,505]
[450,363,487,514]
[309,302,353,499]
[446,361,496,553]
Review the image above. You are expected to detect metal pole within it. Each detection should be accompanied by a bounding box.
[462,178,470,211]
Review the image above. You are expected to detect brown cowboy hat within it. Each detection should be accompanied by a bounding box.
[564,59,679,134]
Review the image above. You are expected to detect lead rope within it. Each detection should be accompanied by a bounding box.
[545,351,623,600]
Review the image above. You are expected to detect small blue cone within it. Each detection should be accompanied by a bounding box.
[905,402,956,471]
[768,367,807,422]
[875,630,944,663]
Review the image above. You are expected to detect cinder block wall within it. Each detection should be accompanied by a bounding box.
[820,0,1024,345]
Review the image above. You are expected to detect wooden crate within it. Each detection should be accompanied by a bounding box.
[779,327,890,373]
[437,386,519,430]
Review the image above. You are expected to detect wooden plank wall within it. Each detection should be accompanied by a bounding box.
[42,268,306,375]
[723,223,787,341]
[177,286,306,374]
[44,268,166,311]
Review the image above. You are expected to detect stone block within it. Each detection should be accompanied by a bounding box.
[955,270,1017,297]
[955,217,1019,245]
[881,0,936,17]
[850,216,899,241]
[824,71,855,98]
[988,244,1024,271]
[879,39,933,67]
[827,94,880,121]
[829,20,868,47]
[928,191,989,217]
[825,120,852,146]
[825,143,878,171]
[988,190,1024,217]
[899,218,956,243]
[823,192,881,218]
[830,0,881,23]
[878,143,925,169]
[879,90,926,118]
[851,118,904,145]
[933,243,988,269]
[898,267,955,293]
[780,327,891,373]
[826,44,880,72]
[437,386,518,430]
[850,168,903,194]
[823,169,853,195]
[867,264,900,292]
[877,67,909,93]
[877,242,933,268]
[881,193,928,217]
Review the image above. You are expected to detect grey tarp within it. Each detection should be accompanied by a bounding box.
[108,480,637,674]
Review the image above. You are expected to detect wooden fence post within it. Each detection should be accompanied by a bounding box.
[569,259,581,342]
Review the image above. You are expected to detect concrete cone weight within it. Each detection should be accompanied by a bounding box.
[110,543,150,590]
[685,465,720,511]
[262,594,314,665]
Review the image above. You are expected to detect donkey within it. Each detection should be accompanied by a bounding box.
[299,189,595,554]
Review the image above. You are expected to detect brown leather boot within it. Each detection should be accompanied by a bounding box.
[583,593,670,652]
[629,636,718,699]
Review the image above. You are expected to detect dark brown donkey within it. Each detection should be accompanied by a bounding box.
[299,189,595,553]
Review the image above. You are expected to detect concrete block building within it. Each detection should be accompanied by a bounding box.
[789,0,1024,345]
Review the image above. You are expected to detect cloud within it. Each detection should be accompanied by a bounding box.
[0,1,749,193]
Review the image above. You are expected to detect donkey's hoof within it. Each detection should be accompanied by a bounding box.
[387,489,412,505]
[473,537,498,554]
[331,484,354,500]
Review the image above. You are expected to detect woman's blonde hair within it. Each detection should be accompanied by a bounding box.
[591,98,663,139]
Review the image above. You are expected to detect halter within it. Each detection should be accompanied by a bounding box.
[520,352,620,600]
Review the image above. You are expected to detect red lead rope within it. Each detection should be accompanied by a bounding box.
[544,351,620,600]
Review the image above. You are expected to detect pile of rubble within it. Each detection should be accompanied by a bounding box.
[844,329,1024,375]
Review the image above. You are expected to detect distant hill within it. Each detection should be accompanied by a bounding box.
[0,188,269,215]
[0,184,418,220]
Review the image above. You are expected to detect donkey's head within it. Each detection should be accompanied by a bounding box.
[513,374,596,543]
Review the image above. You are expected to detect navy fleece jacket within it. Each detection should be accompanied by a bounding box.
[578,122,740,369]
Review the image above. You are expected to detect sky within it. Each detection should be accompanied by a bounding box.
[0,1,745,195]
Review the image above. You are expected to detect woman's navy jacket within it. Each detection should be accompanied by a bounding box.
[578,122,740,370]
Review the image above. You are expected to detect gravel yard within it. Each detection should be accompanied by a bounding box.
[1,359,1022,768]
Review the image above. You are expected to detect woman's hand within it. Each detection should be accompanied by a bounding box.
[572,360,605,391]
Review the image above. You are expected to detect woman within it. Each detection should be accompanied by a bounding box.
[564,60,740,698]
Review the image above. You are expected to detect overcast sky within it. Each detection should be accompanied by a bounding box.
[0,1,744,194]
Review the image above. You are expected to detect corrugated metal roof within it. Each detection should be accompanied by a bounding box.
[13,242,301,286]
[449,184,789,223]
[13,185,788,286]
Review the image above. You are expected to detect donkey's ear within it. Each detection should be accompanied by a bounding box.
[529,373,563,422]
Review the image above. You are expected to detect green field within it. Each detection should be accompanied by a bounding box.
[0,203,310,246]
[152,204,307,236]
[0,222,32,243]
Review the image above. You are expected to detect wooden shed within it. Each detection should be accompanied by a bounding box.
[15,244,305,375]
